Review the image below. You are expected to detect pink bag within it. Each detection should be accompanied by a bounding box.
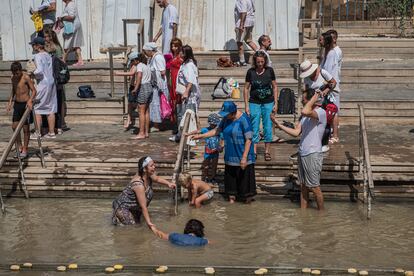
[160,92,172,119]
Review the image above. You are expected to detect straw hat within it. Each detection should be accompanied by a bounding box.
[299,59,318,79]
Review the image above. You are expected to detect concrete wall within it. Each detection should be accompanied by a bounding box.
[1,0,300,61]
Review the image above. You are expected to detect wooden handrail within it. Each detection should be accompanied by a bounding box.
[359,104,375,219]
[171,112,191,215]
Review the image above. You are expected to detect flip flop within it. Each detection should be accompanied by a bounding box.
[265,152,272,161]
[329,137,339,144]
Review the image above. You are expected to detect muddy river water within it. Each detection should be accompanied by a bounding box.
[0,198,413,275]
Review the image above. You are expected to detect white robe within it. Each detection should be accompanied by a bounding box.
[33,52,57,115]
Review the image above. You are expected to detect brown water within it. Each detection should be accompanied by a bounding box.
[0,198,413,275]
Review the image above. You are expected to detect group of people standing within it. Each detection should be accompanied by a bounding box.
[120,0,201,143]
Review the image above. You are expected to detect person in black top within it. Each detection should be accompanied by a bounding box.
[244,51,278,161]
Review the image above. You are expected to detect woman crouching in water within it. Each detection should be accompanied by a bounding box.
[112,156,176,232]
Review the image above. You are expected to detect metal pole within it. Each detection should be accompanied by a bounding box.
[15,142,29,199]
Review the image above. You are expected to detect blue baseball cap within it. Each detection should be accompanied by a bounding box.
[29,36,45,46]
[218,101,237,117]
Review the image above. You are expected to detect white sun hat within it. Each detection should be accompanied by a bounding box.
[299,59,318,79]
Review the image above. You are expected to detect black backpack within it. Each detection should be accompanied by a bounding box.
[77,85,95,98]
[277,88,296,114]
[52,56,70,85]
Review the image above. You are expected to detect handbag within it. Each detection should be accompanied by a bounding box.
[231,88,241,99]
[77,85,95,98]
[31,13,43,32]
[63,21,74,35]
[160,92,172,119]
[211,77,232,99]
[53,21,64,34]
[176,83,186,95]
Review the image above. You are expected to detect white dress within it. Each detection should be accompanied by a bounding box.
[62,1,84,49]
[161,4,179,54]
[176,60,201,112]
[33,52,57,115]
[149,53,169,123]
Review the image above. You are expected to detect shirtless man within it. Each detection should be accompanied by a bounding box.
[178,172,214,208]
[6,62,37,159]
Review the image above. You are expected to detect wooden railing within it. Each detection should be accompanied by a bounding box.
[0,102,46,213]
[171,112,192,215]
[358,105,375,219]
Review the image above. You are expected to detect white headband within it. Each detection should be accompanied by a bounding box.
[142,156,153,169]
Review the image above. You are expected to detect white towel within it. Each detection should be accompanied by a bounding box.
[179,109,197,146]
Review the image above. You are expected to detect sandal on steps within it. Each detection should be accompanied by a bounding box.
[329,137,339,144]
[265,152,272,161]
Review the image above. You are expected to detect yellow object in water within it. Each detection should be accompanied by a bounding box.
[56,266,66,272]
[395,268,405,274]
[302,268,312,273]
[10,265,20,271]
[311,270,321,275]
[258,268,268,274]
[348,268,358,274]
[405,271,414,276]
[359,271,368,276]
[156,266,168,273]
[114,264,123,270]
[105,267,115,273]
[68,263,78,269]
[254,269,265,275]
[22,263,33,268]
[205,267,215,274]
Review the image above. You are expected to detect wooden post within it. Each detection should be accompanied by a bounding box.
[109,52,114,98]
[310,0,319,38]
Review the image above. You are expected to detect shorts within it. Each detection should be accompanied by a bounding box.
[202,189,214,200]
[298,152,323,188]
[127,86,138,103]
[12,102,33,125]
[236,26,253,43]
[137,83,153,105]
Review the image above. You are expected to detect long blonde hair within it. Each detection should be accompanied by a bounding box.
[178,172,192,187]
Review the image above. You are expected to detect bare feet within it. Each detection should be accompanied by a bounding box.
[229,196,236,204]
[131,135,146,140]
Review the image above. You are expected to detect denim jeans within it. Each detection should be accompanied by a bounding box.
[249,102,274,144]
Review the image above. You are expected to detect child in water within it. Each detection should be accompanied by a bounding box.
[178,172,213,208]
[154,219,209,246]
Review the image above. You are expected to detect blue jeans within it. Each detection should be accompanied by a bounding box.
[249,102,274,144]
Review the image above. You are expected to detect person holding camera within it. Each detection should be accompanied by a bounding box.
[271,88,327,211]
[299,59,337,152]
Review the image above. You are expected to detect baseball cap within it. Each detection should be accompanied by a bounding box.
[29,37,45,46]
[218,101,237,117]
[207,113,221,126]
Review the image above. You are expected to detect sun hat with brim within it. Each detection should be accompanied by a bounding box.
[29,37,45,46]
[299,59,318,79]
[143,42,158,51]
[218,101,237,117]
